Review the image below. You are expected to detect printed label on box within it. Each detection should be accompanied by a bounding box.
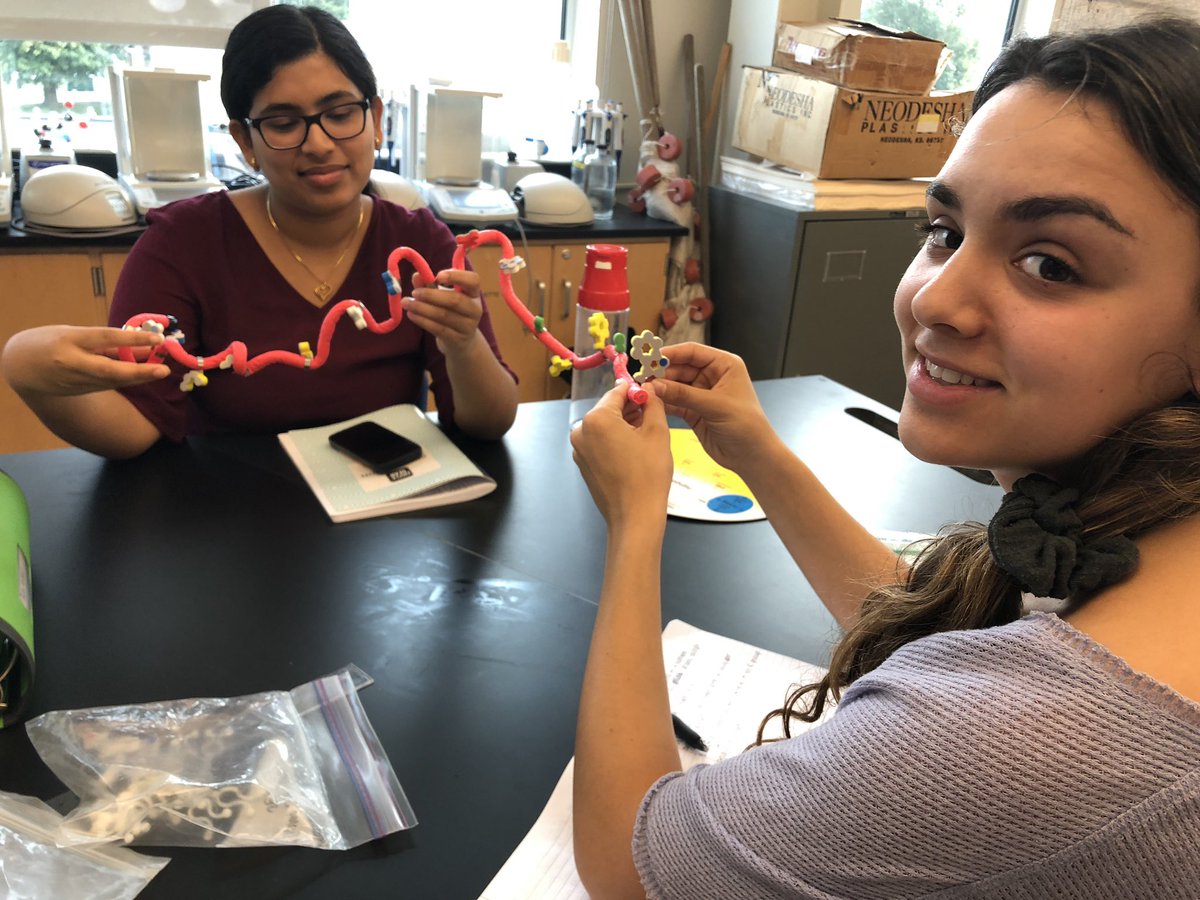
[762,76,817,121]
[856,95,967,136]
[733,66,972,179]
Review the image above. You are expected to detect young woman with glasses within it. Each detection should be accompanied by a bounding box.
[1,5,517,457]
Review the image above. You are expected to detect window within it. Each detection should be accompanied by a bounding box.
[0,42,224,169]
[857,0,1057,92]
[1,1,593,178]
[346,0,588,162]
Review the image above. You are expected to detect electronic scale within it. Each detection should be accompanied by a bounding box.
[421,180,517,224]
[418,86,517,223]
[109,67,223,215]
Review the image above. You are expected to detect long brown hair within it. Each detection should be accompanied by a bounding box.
[760,17,1200,740]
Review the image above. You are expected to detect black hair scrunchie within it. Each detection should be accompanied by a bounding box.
[986,473,1139,599]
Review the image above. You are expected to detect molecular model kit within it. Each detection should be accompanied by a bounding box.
[119,229,669,404]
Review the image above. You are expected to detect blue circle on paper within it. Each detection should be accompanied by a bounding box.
[707,494,754,514]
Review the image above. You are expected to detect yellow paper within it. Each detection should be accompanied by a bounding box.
[667,428,763,522]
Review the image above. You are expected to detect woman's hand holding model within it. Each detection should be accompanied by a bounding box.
[572,385,673,530]
[2,326,172,457]
[648,342,775,473]
[3,326,168,397]
[404,267,516,439]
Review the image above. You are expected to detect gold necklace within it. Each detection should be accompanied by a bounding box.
[266,195,365,303]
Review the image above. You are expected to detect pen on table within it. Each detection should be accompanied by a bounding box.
[671,713,708,753]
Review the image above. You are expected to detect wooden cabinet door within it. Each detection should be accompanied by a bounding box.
[543,244,589,400]
[100,252,130,311]
[0,252,109,453]
[470,243,554,403]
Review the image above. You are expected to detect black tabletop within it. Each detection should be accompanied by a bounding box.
[0,376,1000,899]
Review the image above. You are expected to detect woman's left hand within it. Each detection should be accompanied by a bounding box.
[405,268,484,353]
[571,383,673,529]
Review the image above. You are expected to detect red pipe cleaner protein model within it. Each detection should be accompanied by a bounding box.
[119,230,665,404]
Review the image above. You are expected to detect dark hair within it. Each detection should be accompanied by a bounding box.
[220,5,377,121]
[973,16,1200,216]
[760,16,1200,740]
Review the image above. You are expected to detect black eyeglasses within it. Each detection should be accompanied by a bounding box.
[244,99,370,151]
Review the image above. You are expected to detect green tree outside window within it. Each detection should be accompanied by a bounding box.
[860,0,980,91]
[0,41,132,111]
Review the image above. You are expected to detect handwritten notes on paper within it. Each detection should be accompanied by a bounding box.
[478,620,831,899]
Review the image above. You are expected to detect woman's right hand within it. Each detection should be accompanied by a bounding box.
[1,325,170,398]
[650,343,776,471]
[571,383,673,531]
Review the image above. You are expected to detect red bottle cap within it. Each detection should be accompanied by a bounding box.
[578,244,630,312]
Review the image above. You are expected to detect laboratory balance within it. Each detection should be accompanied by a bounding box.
[109,67,224,215]
[416,87,517,224]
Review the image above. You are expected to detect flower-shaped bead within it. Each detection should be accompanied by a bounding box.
[630,330,670,383]
[498,255,526,275]
[587,312,611,350]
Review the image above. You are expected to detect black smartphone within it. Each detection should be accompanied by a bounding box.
[328,421,423,473]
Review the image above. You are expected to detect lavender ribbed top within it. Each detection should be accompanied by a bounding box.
[634,613,1200,899]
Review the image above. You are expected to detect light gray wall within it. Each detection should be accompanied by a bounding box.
[596,0,733,186]
[593,0,865,186]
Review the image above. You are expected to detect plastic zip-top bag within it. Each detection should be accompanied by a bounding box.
[0,789,167,898]
[25,665,416,848]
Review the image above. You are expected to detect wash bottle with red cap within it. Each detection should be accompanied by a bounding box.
[570,243,630,423]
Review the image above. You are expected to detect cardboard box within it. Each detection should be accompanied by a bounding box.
[733,66,972,180]
[774,18,947,95]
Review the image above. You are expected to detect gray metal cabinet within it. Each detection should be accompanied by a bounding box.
[708,185,926,411]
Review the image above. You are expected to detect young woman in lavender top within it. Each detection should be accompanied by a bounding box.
[570,17,1200,899]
